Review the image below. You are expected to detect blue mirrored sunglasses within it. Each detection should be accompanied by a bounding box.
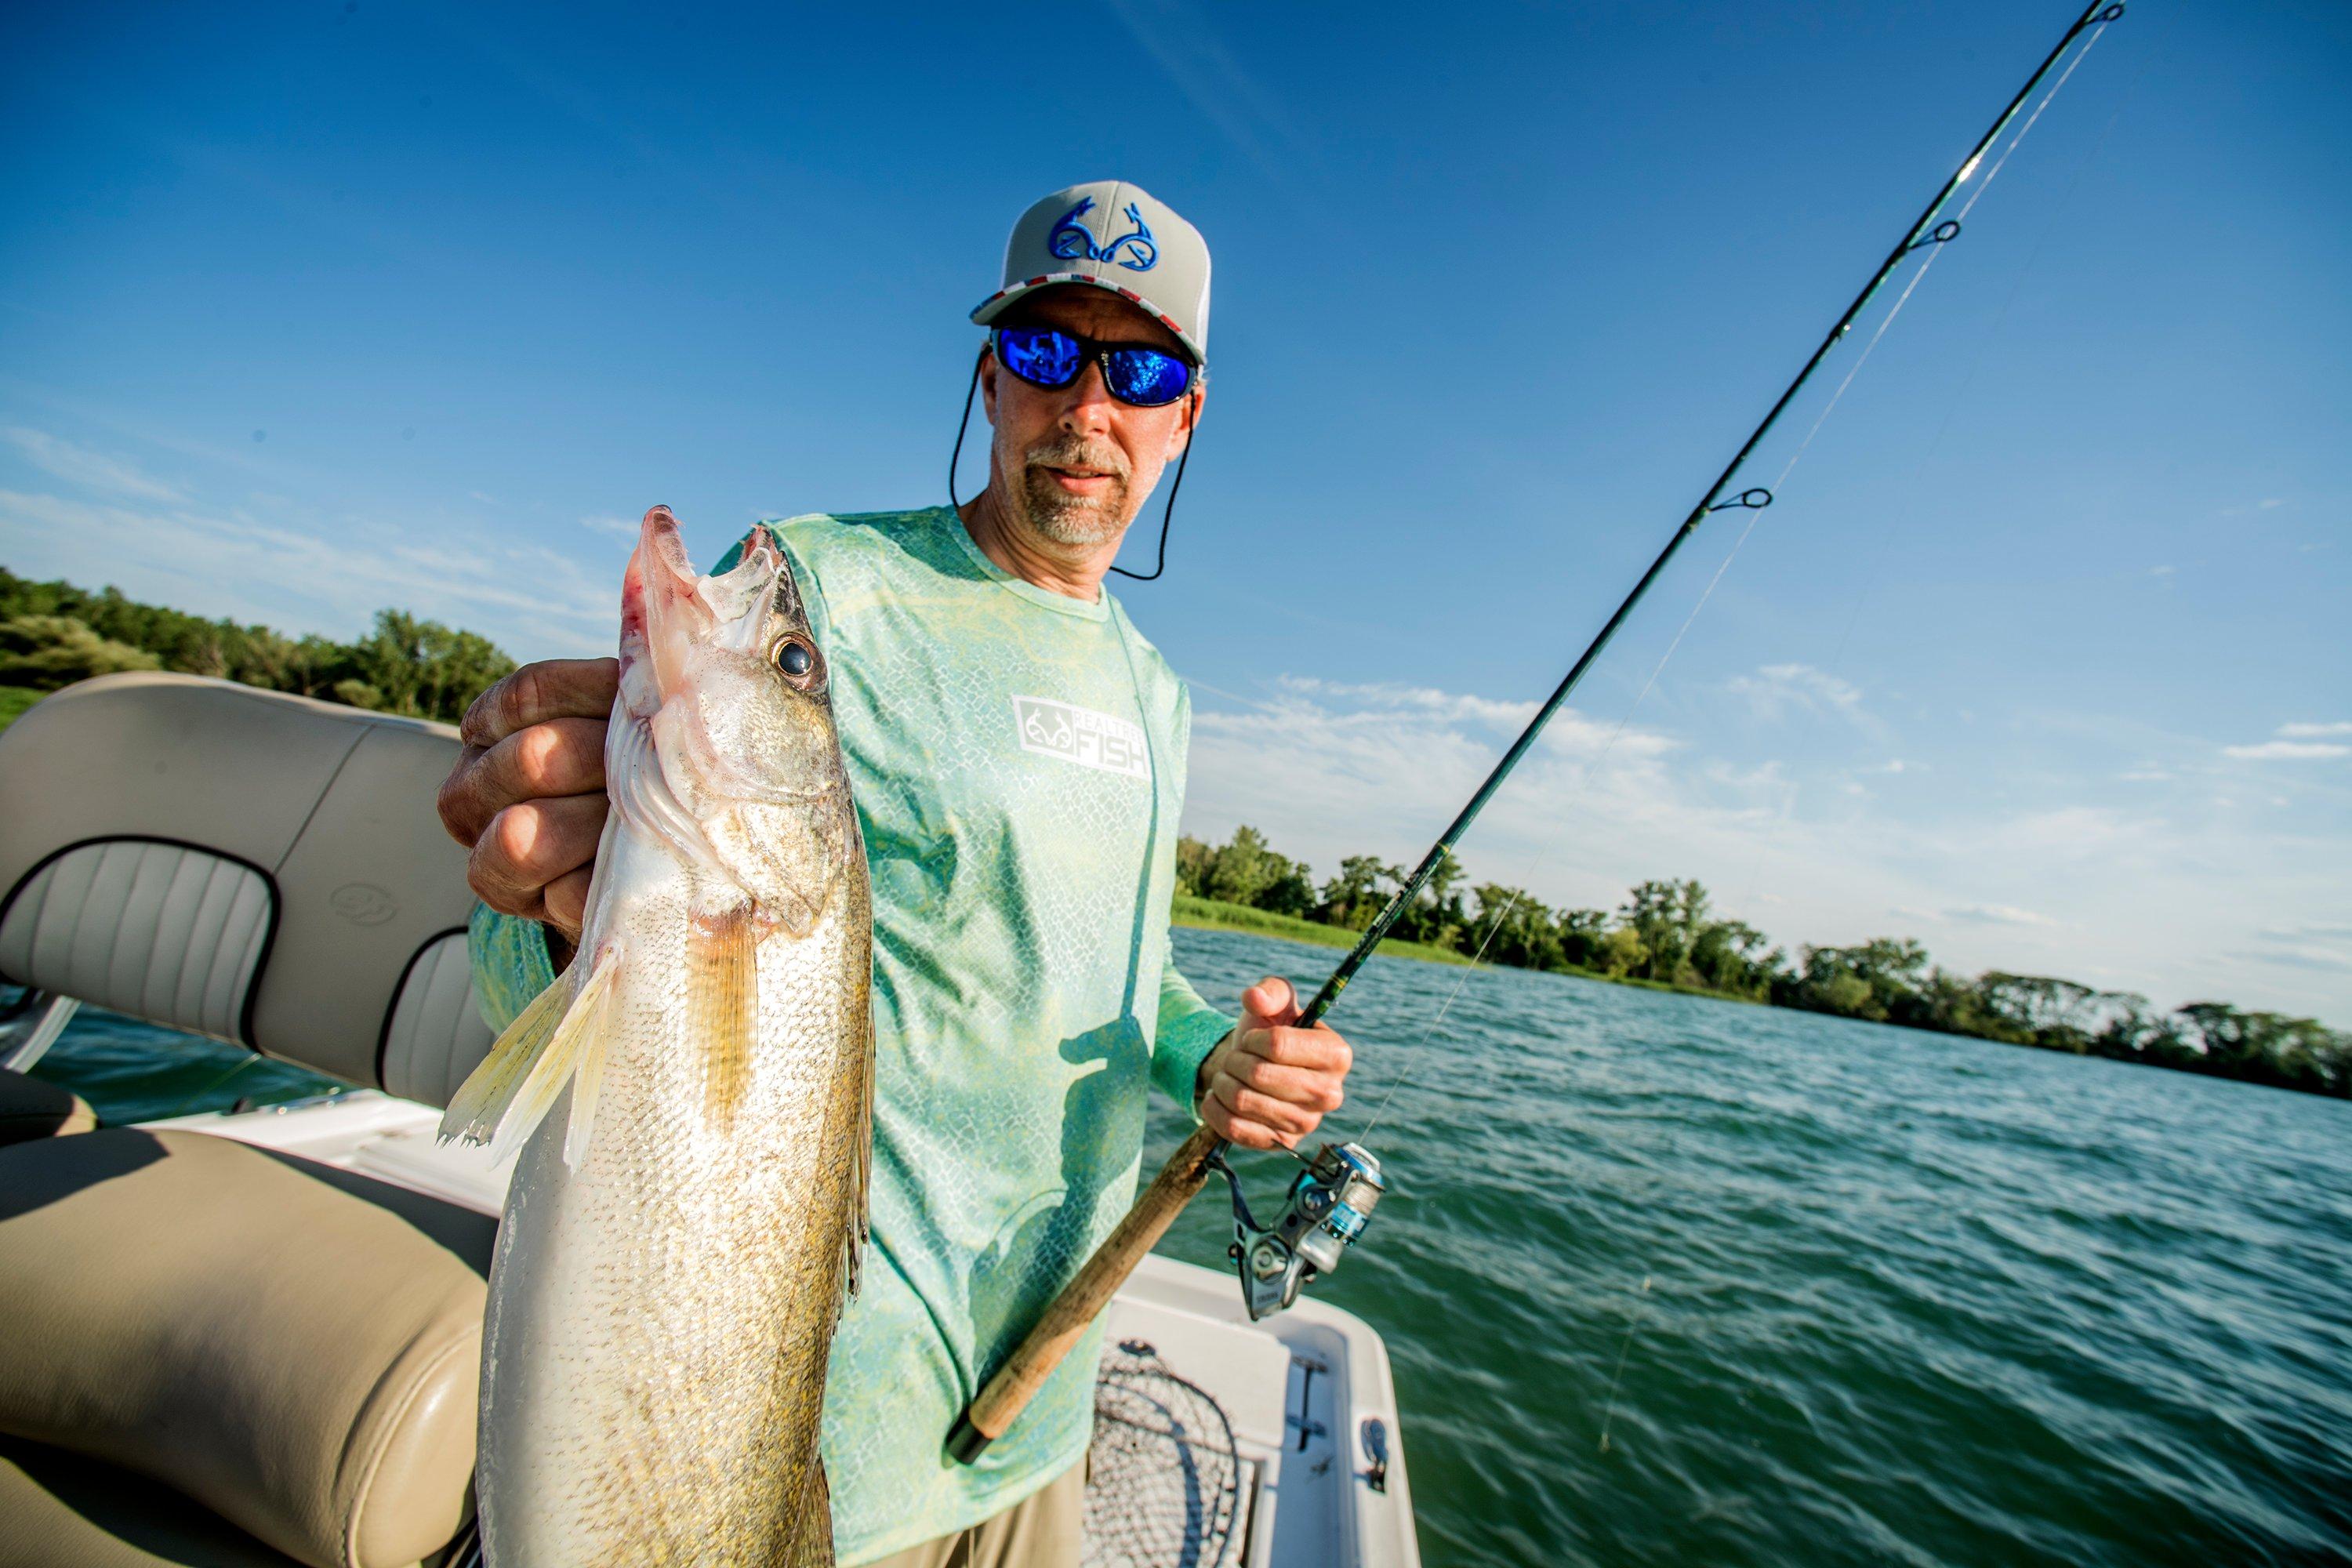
[993,327,1196,408]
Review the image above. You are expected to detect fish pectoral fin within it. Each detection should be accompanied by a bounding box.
[438,965,575,1145]
[558,957,621,1170]
[437,948,619,1158]
[493,948,618,1166]
[787,1455,835,1568]
[691,904,757,1129]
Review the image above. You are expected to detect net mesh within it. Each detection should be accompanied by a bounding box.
[1082,1338,1246,1568]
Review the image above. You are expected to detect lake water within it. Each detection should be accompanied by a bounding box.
[23,927,2352,1566]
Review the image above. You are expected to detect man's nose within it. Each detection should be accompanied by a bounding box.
[1056,358,1117,434]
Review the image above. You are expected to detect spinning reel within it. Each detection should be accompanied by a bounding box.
[1205,1142,1386,1320]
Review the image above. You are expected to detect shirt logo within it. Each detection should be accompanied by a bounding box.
[1014,695,1149,779]
[1047,198,1159,273]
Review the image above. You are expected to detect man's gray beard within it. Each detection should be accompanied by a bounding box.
[1020,467,1130,546]
[1000,434,1133,546]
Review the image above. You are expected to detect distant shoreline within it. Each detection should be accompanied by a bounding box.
[1171,894,1757,1004]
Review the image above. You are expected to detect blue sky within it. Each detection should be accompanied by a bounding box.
[4,1,2347,1022]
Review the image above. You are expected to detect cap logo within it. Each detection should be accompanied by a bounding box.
[1047,198,1159,274]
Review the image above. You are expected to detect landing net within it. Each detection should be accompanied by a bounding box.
[1083,1339,1245,1568]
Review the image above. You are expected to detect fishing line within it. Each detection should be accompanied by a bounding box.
[1726,10,2151,917]
[154,1054,262,1122]
[1354,11,2122,1142]
[1356,500,1771,1142]
[1597,1275,1654,1454]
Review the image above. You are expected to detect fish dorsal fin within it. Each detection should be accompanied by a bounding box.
[846,971,873,1301]
[438,948,619,1162]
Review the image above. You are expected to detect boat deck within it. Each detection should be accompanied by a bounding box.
[143,1091,1421,1568]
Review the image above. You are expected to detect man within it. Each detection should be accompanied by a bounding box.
[436,180,1356,1566]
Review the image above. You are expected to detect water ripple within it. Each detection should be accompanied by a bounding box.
[1149,929,2352,1566]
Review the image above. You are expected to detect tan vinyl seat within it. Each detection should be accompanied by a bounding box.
[0,1065,96,1144]
[0,676,504,1568]
[0,1439,313,1568]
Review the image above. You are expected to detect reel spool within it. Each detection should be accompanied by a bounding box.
[1207,1142,1385,1321]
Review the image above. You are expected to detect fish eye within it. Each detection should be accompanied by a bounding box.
[775,637,816,680]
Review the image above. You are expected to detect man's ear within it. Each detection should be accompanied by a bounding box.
[1170,387,1204,456]
[976,346,999,425]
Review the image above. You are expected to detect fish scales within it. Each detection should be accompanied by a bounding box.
[448,506,872,1567]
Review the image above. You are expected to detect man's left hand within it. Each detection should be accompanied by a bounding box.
[1196,977,1354,1150]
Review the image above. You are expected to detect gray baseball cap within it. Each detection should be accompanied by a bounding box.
[970,180,1211,363]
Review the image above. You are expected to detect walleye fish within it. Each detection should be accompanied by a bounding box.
[442,506,872,1568]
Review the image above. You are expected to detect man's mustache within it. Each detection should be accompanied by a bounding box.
[1022,439,1130,482]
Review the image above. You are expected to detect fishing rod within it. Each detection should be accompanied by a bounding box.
[946,0,2128,1464]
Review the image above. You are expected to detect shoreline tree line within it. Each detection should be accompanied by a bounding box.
[0,565,512,724]
[1177,826,2350,1099]
[7,565,2342,1099]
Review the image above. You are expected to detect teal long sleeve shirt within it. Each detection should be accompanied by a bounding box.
[467,506,1233,1563]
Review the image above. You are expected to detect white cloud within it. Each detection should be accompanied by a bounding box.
[1726,662,1874,730]
[0,488,616,656]
[2223,741,2350,761]
[579,513,641,537]
[1181,672,2350,1023]
[1945,904,2060,928]
[2148,564,2176,576]
[2,426,184,503]
[2278,721,2352,739]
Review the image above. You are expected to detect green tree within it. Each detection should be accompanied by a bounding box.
[1316,855,1392,929]
[0,615,162,688]
[1555,909,1610,970]
[1690,919,1780,999]
[1596,926,1648,978]
[1620,878,1715,985]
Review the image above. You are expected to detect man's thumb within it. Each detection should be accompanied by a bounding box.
[1241,976,1300,1030]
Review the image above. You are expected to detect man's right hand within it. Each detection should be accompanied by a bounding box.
[436,657,618,956]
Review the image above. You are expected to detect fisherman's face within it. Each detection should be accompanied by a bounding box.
[980,286,1202,549]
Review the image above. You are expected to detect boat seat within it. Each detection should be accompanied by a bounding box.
[0,1065,96,1145]
[0,673,497,1103]
[0,1438,314,1568]
[0,1127,490,1568]
[0,677,512,1567]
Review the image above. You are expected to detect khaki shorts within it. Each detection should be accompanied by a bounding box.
[858,1462,1083,1568]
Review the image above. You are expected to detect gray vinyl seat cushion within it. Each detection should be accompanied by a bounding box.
[0,675,503,1105]
[377,934,495,1110]
[0,842,271,1047]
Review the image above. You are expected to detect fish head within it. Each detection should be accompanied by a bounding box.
[619,506,855,932]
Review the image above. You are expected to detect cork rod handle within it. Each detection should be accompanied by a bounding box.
[946,1122,1225,1462]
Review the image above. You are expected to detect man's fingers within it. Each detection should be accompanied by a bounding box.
[1242,1024,1352,1076]
[542,866,594,942]
[461,658,619,748]
[1227,1053,1346,1113]
[1210,1078,1320,1138]
[1201,1097,1293,1152]
[469,793,609,913]
[445,717,609,840]
[1240,976,1299,1027]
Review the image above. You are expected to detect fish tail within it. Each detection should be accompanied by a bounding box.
[786,1456,835,1568]
[437,948,619,1161]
